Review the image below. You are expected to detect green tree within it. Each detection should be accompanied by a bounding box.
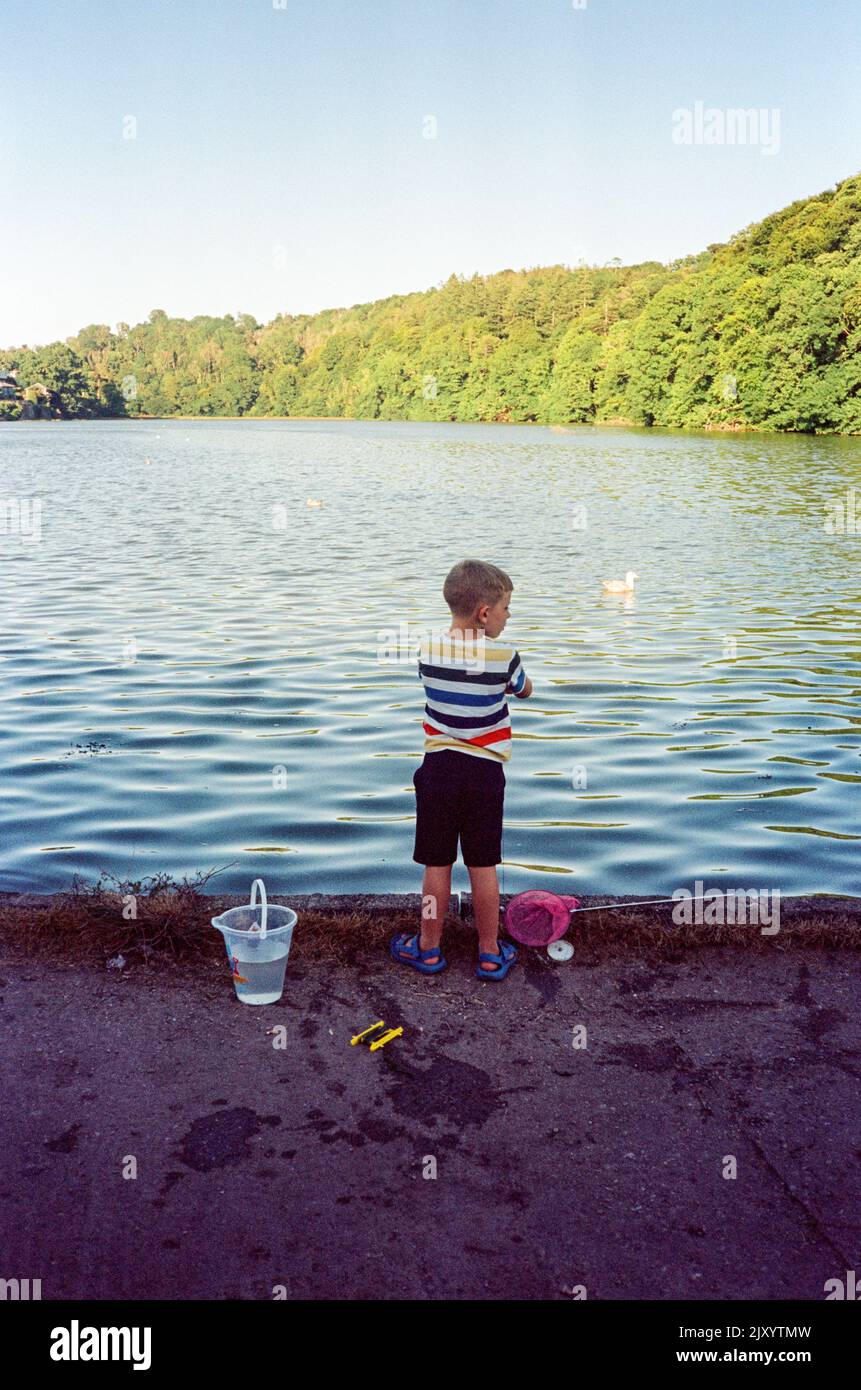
[30,343,92,416]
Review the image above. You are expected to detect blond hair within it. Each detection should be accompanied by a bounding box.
[443,559,513,620]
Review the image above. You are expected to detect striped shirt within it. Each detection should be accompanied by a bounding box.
[417,627,528,764]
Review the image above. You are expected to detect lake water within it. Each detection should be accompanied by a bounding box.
[1,418,859,899]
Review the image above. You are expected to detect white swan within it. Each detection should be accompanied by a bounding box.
[306,498,323,508]
[602,570,639,594]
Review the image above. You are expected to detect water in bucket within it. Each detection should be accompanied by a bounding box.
[212,880,296,1005]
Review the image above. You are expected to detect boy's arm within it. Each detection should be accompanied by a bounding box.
[505,651,532,698]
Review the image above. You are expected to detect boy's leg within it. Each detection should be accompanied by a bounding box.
[419,863,452,965]
[467,865,502,969]
[460,759,505,969]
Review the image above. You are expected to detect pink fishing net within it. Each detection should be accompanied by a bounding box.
[504,890,581,946]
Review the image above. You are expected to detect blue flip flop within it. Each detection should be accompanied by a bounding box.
[476,939,518,981]
[390,931,447,974]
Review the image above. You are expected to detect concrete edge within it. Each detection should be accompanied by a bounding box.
[2,891,861,921]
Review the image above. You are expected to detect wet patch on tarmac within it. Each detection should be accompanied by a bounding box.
[386,1052,501,1128]
[521,953,562,1006]
[793,1006,847,1043]
[787,963,848,1042]
[788,961,814,1006]
[177,1107,281,1172]
[355,984,411,1024]
[601,1039,686,1073]
[304,1108,367,1147]
[357,1110,408,1144]
[153,1170,186,1208]
[45,1123,80,1153]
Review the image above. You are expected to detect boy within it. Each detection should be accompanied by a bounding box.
[391,559,533,981]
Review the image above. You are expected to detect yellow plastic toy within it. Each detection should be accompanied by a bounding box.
[369,1026,403,1052]
[350,1020,385,1046]
[350,1020,403,1051]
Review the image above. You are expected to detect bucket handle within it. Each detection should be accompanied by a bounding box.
[250,878,268,938]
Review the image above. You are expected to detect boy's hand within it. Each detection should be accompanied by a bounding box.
[510,676,533,698]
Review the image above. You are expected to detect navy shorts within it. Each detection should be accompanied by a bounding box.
[412,750,505,868]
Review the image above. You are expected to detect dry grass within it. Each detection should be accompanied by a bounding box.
[0,874,859,971]
[559,904,861,957]
[0,871,223,965]
[0,872,431,968]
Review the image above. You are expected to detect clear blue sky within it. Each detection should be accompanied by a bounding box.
[1,0,858,347]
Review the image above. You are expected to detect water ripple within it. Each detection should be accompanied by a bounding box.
[1,419,859,895]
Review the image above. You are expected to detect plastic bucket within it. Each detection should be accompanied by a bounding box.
[211,879,297,1005]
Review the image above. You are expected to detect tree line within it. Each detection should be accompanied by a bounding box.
[1,172,859,434]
